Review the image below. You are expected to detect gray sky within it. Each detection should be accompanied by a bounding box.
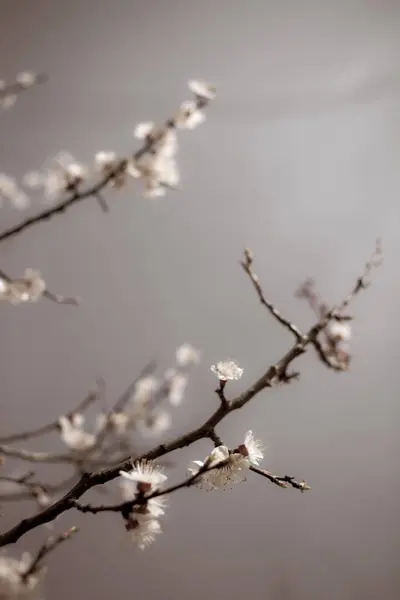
[0,1,399,599]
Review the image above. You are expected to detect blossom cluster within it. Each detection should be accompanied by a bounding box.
[0,79,215,210]
[0,269,46,304]
[119,461,167,550]
[57,344,200,451]
[188,430,264,491]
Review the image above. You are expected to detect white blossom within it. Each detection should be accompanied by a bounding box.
[137,409,172,438]
[188,445,246,490]
[326,320,352,342]
[95,411,130,436]
[188,79,216,100]
[238,430,264,466]
[0,174,30,209]
[176,343,200,367]
[16,72,36,87]
[165,370,188,406]
[134,122,156,140]
[211,360,243,381]
[133,375,159,406]
[119,479,167,518]
[94,151,118,172]
[176,100,205,129]
[0,552,43,599]
[125,514,161,550]
[58,415,96,452]
[120,460,167,491]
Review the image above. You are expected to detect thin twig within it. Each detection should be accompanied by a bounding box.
[249,465,310,491]
[0,381,103,444]
[241,248,304,341]
[21,526,78,581]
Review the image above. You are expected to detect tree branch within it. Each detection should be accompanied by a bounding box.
[241,248,304,341]
[0,245,379,546]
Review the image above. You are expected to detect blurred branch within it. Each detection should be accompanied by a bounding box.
[0,381,103,444]
[21,526,77,581]
[0,91,212,244]
[0,243,379,546]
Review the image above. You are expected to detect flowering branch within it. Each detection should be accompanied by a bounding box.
[0,243,380,547]
[0,381,103,444]
[0,268,80,306]
[0,80,215,244]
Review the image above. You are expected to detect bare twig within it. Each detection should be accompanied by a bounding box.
[249,465,310,491]
[241,248,304,341]
[0,381,103,444]
[0,245,379,546]
[21,526,78,581]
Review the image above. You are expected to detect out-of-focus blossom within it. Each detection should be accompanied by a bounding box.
[136,409,172,438]
[0,174,30,210]
[176,100,205,129]
[188,80,216,100]
[58,414,96,452]
[165,370,188,406]
[176,343,200,367]
[15,72,37,87]
[0,552,43,599]
[0,269,46,304]
[326,320,352,342]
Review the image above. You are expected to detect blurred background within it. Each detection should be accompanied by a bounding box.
[0,0,399,598]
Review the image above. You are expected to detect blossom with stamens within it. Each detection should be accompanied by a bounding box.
[188,445,247,490]
[124,514,161,550]
[119,478,167,518]
[119,460,167,493]
[211,360,243,381]
[236,430,264,466]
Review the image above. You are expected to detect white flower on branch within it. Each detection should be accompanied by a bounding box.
[188,431,264,490]
[119,477,167,518]
[95,411,130,436]
[176,100,206,129]
[188,79,216,100]
[0,269,46,304]
[211,360,243,381]
[326,320,352,342]
[58,414,96,452]
[166,371,188,406]
[125,514,162,550]
[176,343,200,367]
[15,72,37,88]
[119,460,167,549]
[136,409,172,438]
[120,460,167,491]
[134,122,156,140]
[0,174,30,210]
[0,552,43,599]
[188,445,247,491]
[236,430,264,466]
[94,151,118,173]
[23,152,87,202]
